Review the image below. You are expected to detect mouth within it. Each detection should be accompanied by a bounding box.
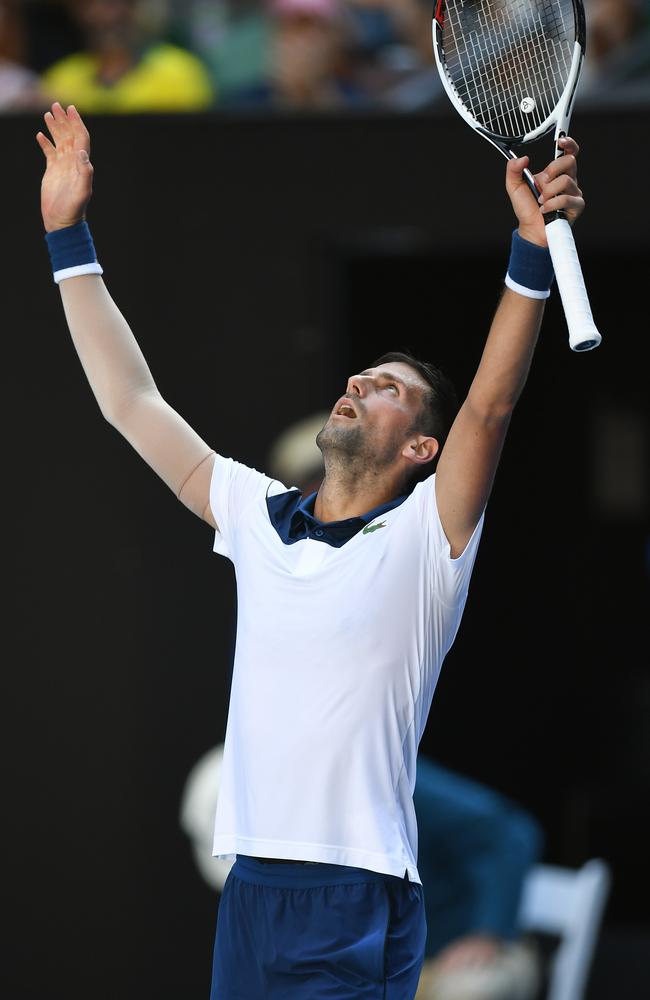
[334,397,357,419]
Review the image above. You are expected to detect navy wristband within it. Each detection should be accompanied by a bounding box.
[45,221,103,284]
[505,229,554,299]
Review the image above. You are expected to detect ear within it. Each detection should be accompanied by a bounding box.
[401,435,439,469]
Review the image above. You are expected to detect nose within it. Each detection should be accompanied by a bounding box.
[347,373,371,397]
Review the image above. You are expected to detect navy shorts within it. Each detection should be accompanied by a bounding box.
[210,855,426,999]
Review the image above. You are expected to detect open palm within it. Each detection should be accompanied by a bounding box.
[37,103,94,233]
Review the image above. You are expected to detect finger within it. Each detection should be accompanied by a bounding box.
[51,100,67,123]
[538,174,582,203]
[555,152,578,178]
[43,109,58,144]
[533,158,576,195]
[505,154,536,193]
[36,131,56,160]
[67,104,91,150]
[506,153,529,178]
[77,148,94,174]
[541,193,585,216]
[558,135,580,157]
[46,101,72,147]
[539,153,578,184]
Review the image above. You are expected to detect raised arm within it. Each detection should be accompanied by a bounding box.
[37,103,217,526]
[434,138,584,557]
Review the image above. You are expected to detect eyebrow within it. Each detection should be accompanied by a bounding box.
[359,370,408,388]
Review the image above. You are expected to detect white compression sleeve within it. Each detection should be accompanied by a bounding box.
[58,274,216,522]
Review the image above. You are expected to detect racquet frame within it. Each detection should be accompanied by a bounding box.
[433,0,601,352]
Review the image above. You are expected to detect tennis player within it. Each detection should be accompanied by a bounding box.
[36,102,584,999]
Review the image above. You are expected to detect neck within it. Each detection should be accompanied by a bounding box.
[313,458,404,523]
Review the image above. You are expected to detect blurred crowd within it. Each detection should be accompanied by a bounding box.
[1,0,648,114]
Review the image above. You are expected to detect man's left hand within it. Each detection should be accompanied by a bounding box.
[506,136,585,248]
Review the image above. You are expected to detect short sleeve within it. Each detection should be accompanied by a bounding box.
[412,474,485,608]
[209,454,286,560]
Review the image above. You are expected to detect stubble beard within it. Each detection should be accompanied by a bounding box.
[316,418,399,480]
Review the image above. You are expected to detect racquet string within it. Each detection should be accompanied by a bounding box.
[440,0,575,138]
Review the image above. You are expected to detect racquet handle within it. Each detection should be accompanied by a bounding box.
[545,216,602,352]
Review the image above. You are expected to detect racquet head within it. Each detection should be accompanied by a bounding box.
[433,0,585,147]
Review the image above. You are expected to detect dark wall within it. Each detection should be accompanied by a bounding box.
[2,108,648,999]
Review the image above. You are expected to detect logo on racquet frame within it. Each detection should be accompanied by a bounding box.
[434,0,445,28]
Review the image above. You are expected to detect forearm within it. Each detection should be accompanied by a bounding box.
[59,273,156,420]
[59,273,214,505]
[466,133,584,416]
[465,287,545,420]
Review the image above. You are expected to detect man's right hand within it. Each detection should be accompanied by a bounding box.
[36,102,94,233]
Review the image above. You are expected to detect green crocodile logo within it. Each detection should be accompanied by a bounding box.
[363,520,387,535]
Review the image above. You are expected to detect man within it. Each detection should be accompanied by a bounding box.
[40,0,214,112]
[261,415,545,1000]
[36,102,584,999]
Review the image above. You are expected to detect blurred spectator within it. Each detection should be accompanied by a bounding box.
[166,0,272,105]
[413,758,543,1000]
[168,0,436,108]
[41,0,215,113]
[31,0,649,115]
[579,0,650,101]
[0,0,49,111]
[265,0,436,109]
[586,0,645,68]
[268,0,360,108]
[177,0,369,110]
[344,0,434,100]
[167,0,362,108]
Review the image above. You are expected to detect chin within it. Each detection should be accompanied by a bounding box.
[316,421,362,457]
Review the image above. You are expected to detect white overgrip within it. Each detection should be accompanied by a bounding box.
[545,217,602,352]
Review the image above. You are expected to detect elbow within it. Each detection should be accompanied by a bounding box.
[466,395,515,428]
[98,398,119,427]
[98,394,129,429]
[99,384,159,432]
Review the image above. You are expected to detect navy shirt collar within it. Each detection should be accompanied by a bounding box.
[267,487,408,548]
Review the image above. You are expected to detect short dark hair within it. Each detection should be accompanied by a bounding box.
[372,350,459,485]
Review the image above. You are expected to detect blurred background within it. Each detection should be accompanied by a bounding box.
[1,1,648,998]
[1,0,649,113]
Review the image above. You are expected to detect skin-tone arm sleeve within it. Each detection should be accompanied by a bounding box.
[59,273,217,526]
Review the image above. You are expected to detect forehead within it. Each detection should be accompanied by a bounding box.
[361,362,429,396]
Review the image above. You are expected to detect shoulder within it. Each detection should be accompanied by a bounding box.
[41,53,96,84]
[140,43,215,104]
[210,453,287,509]
[144,43,212,76]
[209,454,287,555]
[407,474,485,561]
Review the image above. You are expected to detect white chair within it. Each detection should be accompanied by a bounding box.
[516,859,611,1000]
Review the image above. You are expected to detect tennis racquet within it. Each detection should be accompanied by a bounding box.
[433,0,601,352]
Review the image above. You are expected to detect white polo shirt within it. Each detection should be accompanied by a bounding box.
[209,454,483,884]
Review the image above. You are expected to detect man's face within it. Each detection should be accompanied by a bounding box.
[316,362,430,470]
